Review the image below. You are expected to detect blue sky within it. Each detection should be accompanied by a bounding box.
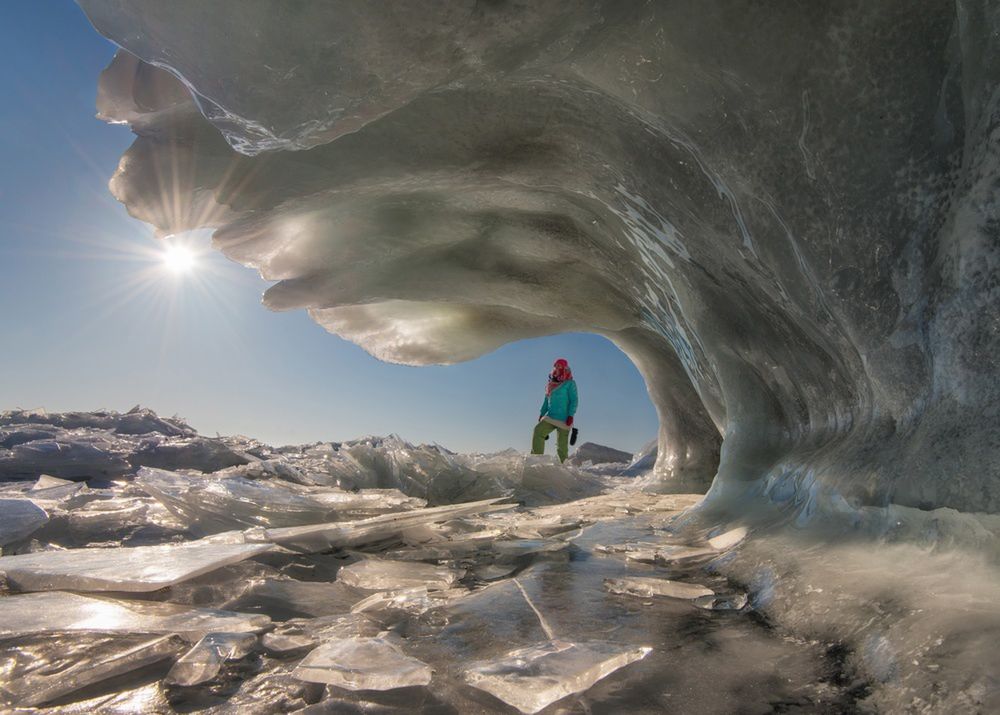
[0,1,658,454]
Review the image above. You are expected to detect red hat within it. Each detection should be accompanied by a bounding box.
[553,358,569,368]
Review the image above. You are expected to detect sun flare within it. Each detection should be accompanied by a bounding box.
[162,243,196,274]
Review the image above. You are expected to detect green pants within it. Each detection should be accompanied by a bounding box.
[532,420,570,462]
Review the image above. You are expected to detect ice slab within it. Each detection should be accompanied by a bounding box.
[0,438,131,479]
[130,436,252,472]
[63,496,153,543]
[292,636,433,690]
[464,640,652,713]
[337,559,463,591]
[350,586,470,616]
[223,578,363,619]
[0,591,271,638]
[604,577,714,600]
[31,474,76,490]
[594,542,716,564]
[0,498,49,546]
[263,614,380,655]
[137,467,425,534]
[0,538,273,592]
[0,633,184,708]
[709,526,749,550]
[165,632,257,686]
[264,497,514,552]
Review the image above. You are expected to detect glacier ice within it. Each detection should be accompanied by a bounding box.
[463,640,652,714]
[292,636,433,690]
[0,538,273,592]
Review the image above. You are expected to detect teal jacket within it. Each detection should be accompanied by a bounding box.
[540,380,578,422]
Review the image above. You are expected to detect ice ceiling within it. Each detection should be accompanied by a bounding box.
[78,1,999,516]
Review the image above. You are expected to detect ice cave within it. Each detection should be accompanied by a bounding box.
[1,1,998,712]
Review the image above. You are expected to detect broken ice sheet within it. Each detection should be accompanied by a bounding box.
[0,537,273,592]
[594,542,716,564]
[263,614,380,656]
[292,636,433,690]
[0,591,270,638]
[337,559,464,591]
[604,576,715,600]
[136,466,425,534]
[0,498,48,546]
[0,632,185,708]
[165,632,257,686]
[223,577,363,619]
[0,438,131,480]
[264,497,514,552]
[463,640,651,714]
[350,586,470,617]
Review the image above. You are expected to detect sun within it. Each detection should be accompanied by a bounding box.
[162,243,196,274]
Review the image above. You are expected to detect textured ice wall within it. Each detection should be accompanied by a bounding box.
[78,1,999,516]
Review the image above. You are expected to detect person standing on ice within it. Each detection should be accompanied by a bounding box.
[531,358,578,463]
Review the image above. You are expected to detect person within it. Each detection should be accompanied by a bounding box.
[531,358,578,463]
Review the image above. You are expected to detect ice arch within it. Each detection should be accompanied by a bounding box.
[78,0,999,518]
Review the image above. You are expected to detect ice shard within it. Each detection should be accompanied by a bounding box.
[0,591,270,638]
[336,559,464,591]
[463,640,652,713]
[165,632,257,686]
[0,538,273,592]
[0,438,131,480]
[604,577,715,600]
[263,614,380,655]
[0,633,184,708]
[292,636,433,690]
[0,499,48,547]
[264,498,514,552]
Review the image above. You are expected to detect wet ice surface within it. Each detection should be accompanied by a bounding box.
[0,489,860,712]
[0,410,869,712]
